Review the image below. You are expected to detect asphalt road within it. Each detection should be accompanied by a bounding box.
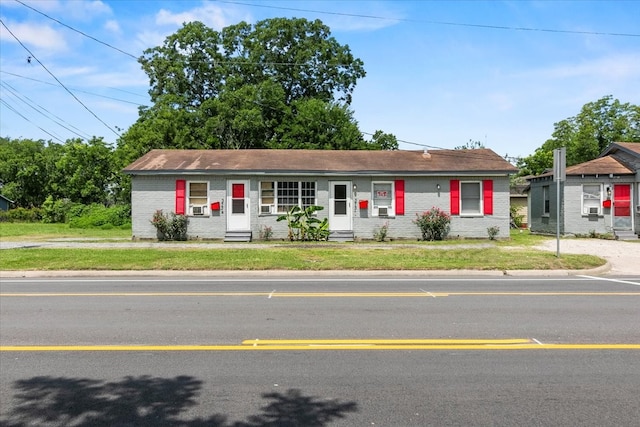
[1,275,639,426]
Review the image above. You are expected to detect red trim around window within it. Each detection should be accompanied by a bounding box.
[450,180,460,215]
[175,180,186,215]
[395,180,405,215]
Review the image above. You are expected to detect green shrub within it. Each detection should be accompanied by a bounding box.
[413,207,451,241]
[151,210,188,241]
[41,196,76,223]
[373,221,389,242]
[487,226,500,240]
[68,204,131,229]
[277,205,329,241]
[0,207,43,222]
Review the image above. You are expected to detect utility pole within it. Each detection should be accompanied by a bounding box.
[553,148,566,257]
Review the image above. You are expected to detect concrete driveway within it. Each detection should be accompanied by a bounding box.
[535,238,640,276]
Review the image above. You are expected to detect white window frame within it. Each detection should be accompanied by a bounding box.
[372,181,395,217]
[582,184,602,216]
[259,181,317,214]
[460,181,482,216]
[187,181,209,216]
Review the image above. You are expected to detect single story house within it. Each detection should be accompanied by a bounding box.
[0,194,13,211]
[123,149,518,241]
[527,142,639,239]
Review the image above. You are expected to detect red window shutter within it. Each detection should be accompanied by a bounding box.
[450,180,460,215]
[483,180,493,215]
[175,180,186,215]
[395,180,405,215]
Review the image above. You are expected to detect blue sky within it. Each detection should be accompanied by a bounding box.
[1,0,638,159]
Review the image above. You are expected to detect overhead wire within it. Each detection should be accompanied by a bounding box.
[1,81,92,139]
[217,0,640,38]
[0,18,121,139]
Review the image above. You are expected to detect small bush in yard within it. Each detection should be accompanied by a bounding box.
[413,207,451,241]
[151,210,188,241]
[373,221,389,242]
[487,226,500,240]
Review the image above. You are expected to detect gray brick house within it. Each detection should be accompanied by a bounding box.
[528,142,640,239]
[123,149,518,241]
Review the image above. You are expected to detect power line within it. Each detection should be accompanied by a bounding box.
[1,81,92,139]
[1,71,147,106]
[13,0,138,59]
[0,98,65,143]
[0,19,121,139]
[218,0,640,38]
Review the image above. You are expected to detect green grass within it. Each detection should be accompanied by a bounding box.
[0,247,605,271]
[0,224,606,271]
[0,222,131,241]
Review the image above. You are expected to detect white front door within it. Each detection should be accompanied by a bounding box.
[227,180,250,231]
[329,181,352,231]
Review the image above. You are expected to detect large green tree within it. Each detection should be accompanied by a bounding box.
[518,96,640,176]
[118,18,396,164]
[0,137,122,208]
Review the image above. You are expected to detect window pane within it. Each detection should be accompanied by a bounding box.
[261,181,274,205]
[461,182,481,214]
[190,182,207,197]
[277,181,299,212]
[301,182,316,208]
[583,185,600,214]
[373,183,392,206]
[232,199,244,214]
[335,200,347,215]
[189,182,208,206]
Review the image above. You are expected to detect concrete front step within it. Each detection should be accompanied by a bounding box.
[614,230,638,240]
[329,230,354,242]
[224,231,252,242]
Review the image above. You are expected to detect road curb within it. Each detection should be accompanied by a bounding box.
[0,263,611,278]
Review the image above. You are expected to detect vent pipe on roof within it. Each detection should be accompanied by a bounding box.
[422,149,431,159]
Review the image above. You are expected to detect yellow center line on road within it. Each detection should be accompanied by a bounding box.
[2,339,640,352]
[1,292,639,298]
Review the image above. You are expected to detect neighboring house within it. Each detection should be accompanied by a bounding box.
[510,181,529,228]
[528,142,640,239]
[123,149,518,241]
[0,194,14,211]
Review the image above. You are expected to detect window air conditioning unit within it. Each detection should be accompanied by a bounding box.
[192,206,205,215]
[378,207,389,216]
[261,205,273,214]
[588,207,599,215]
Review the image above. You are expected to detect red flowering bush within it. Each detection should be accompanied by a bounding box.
[413,207,451,241]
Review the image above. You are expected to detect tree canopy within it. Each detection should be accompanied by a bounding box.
[117,18,396,164]
[517,96,640,176]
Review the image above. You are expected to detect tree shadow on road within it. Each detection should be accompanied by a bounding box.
[0,375,357,426]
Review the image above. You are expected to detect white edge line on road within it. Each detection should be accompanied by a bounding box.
[578,275,640,287]
[0,277,611,283]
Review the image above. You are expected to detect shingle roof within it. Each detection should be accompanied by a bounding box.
[123,149,518,175]
[532,156,634,179]
[566,156,634,175]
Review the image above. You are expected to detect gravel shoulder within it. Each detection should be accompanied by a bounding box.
[535,238,640,276]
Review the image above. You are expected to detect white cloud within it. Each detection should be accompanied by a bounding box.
[64,0,112,21]
[0,21,67,51]
[154,3,251,30]
[104,19,121,34]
